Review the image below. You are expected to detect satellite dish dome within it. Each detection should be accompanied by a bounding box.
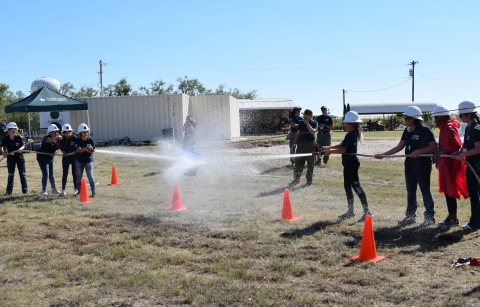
[31,77,61,93]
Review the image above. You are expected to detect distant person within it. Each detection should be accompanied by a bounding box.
[315,106,334,167]
[183,116,197,152]
[454,101,480,230]
[37,124,62,196]
[0,119,7,137]
[288,107,302,166]
[376,106,437,227]
[431,106,468,227]
[322,111,372,221]
[0,122,28,195]
[59,124,78,197]
[291,109,317,186]
[75,123,96,198]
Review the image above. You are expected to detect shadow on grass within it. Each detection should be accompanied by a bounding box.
[280,219,342,238]
[463,285,480,297]
[352,224,466,253]
[144,171,163,177]
[258,165,292,175]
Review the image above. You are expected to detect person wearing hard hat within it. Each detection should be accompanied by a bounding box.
[291,109,317,186]
[454,101,480,230]
[322,111,372,221]
[376,106,437,227]
[288,107,303,166]
[75,123,96,198]
[182,116,197,152]
[431,106,468,227]
[59,124,78,196]
[315,106,333,167]
[0,122,28,195]
[37,124,62,196]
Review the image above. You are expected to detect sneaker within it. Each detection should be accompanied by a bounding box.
[462,224,475,230]
[22,191,29,195]
[420,219,436,227]
[90,192,96,198]
[73,189,79,196]
[438,216,459,227]
[42,190,48,196]
[358,211,373,222]
[59,191,67,197]
[288,180,300,186]
[398,217,416,226]
[4,192,11,196]
[338,211,355,219]
[304,181,312,187]
[51,188,60,195]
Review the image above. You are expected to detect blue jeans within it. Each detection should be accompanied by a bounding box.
[7,158,28,194]
[38,160,57,192]
[76,160,96,194]
[405,162,435,220]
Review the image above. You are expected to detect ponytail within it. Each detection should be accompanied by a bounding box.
[353,123,363,143]
[413,119,423,130]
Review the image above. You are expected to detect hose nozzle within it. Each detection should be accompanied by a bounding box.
[312,152,320,156]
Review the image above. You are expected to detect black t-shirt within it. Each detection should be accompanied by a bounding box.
[0,135,25,160]
[60,135,78,161]
[289,115,303,133]
[316,115,333,132]
[463,121,480,163]
[401,124,435,164]
[37,135,60,162]
[297,120,318,142]
[75,137,95,163]
[341,130,358,162]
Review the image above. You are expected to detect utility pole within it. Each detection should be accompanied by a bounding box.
[408,60,418,102]
[342,89,346,131]
[98,60,107,97]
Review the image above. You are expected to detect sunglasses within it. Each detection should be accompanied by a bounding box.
[51,130,59,134]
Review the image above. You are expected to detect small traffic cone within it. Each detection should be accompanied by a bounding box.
[108,165,121,186]
[351,215,385,263]
[79,178,93,204]
[277,189,299,221]
[167,183,187,211]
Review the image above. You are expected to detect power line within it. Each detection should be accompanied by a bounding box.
[345,78,410,93]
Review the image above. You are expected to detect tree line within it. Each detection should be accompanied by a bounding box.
[61,76,259,99]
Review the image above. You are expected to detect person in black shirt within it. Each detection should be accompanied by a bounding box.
[288,107,303,166]
[183,116,197,152]
[322,111,372,221]
[59,124,78,196]
[455,101,480,230]
[37,124,62,196]
[376,106,437,226]
[291,109,318,186]
[315,106,334,167]
[0,122,28,195]
[75,123,96,198]
[0,118,8,137]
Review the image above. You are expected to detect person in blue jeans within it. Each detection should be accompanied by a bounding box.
[75,123,96,198]
[0,122,28,195]
[376,106,437,226]
[37,124,62,196]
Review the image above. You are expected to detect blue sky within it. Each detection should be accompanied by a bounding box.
[1,0,479,116]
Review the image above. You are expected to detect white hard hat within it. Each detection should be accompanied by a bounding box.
[77,123,90,133]
[343,111,362,123]
[403,106,423,120]
[458,101,477,114]
[431,106,450,118]
[62,124,73,132]
[47,124,60,133]
[6,122,18,129]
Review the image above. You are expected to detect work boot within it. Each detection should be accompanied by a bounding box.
[358,210,373,222]
[338,210,355,219]
[398,216,416,226]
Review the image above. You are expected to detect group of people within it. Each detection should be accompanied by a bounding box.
[0,122,96,198]
[289,101,480,230]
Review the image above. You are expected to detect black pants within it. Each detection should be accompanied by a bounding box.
[343,160,368,210]
[466,161,480,228]
[62,158,77,191]
[445,194,457,215]
[294,141,315,183]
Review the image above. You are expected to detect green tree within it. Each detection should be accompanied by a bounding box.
[60,82,75,96]
[104,78,132,96]
[176,76,206,96]
[73,86,98,98]
[211,84,259,99]
[138,79,174,95]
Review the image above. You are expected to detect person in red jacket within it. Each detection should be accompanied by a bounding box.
[432,106,469,227]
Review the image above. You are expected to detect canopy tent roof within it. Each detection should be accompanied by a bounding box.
[348,102,437,115]
[239,98,299,110]
[5,87,88,113]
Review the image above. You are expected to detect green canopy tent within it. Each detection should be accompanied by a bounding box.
[4,86,89,138]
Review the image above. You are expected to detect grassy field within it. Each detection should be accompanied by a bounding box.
[1,139,479,307]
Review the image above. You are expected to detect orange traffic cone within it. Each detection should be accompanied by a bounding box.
[277,189,299,221]
[351,215,385,263]
[108,165,121,186]
[79,178,93,204]
[167,183,187,211]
